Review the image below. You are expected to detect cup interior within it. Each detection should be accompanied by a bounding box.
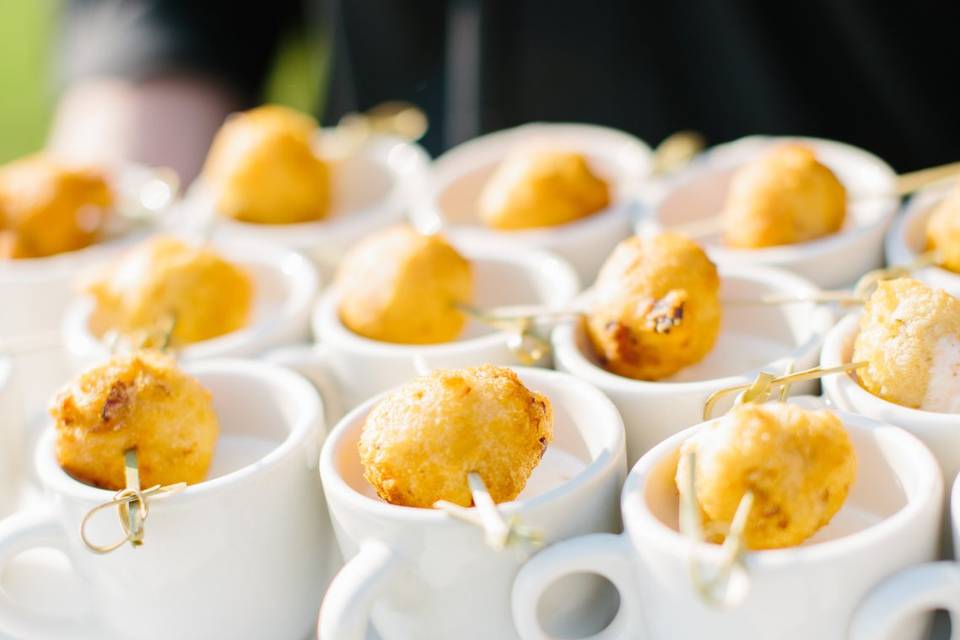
[39,361,320,496]
[432,124,649,230]
[655,137,896,256]
[324,149,394,219]
[326,368,620,512]
[563,269,828,384]
[634,408,927,554]
[200,364,307,478]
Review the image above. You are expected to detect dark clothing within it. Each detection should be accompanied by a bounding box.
[62,0,960,170]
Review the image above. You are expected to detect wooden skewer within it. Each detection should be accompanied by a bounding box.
[122,449,145,547]
[652,131,707,177]
[679,450,754,608]
[434,472,543,550]
[467,473,511,549]
[465,249,940,338]
[79,448,187,554]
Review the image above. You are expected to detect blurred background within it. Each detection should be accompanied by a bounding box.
[0,0,325,163]
[3,1,959,176]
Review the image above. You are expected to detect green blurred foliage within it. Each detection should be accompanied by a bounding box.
[0,0,58,162]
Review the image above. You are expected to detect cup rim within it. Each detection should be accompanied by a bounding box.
[61,238,319,361]
[622,403,942,567]
[820,311,960,426]
[318,365,625,523]
[885,184,960,290]
[645,135,899,265]
[551,264,833,392]
[35,358,323,504]
[411,121,653,240]
[311,243,581,357]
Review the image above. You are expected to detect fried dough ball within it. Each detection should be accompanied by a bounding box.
[336,225,473,344]
[925,181,960,273]
[203,104,331,224]
[586,233,721,380]
[478,151,611,230]
[85,236,253,347]
[50,350,219,490]
[676,402,856,550]
[359,365,553,508]
[723,145,846,248]
[853,278,960,412]
[0,154,113,259]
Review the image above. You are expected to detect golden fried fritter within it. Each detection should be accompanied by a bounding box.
[0,154,113,259]
[723,145,846,248]
[853,278,960,411]
[51,350,219,490]
[203,105,331,224]
[478,151,610,230]
[586,232,721,380]
[336,225,473,344]
[85,236,253,348]
[676,402,856,550]
[925,181,960,273]
[359,365,553,508]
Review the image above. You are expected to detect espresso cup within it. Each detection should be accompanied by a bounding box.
[821,312,960,554]
[639,135,899,289]
[317,366,627,640]
[513,401,943,640]
[0,360,336,640]
[177,133,431,274]
[268,243,580,414]
[410,122,653,282]
[552,264,833,466]
[885,182,960,295]
[61,238,320,370]
[850,472,960,639]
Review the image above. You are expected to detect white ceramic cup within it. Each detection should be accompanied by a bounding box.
[61,239,319,370]
[850,472,960,639]
[268,243,581,414]
[317,366,627,640]
[885,183,960,295]
[639,135,899,289]
[513,402,943,640]
[177,133,431,273]
[0,360,336,640]
[552,264,834,466]
[410,122,653,283]
[821,312,960,555]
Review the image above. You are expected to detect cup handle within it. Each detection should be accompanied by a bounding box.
[264,344,345,426]
[0,510,98,639]
[849,561,960,640]
[318,540,405,640]
[512,533,644,640]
